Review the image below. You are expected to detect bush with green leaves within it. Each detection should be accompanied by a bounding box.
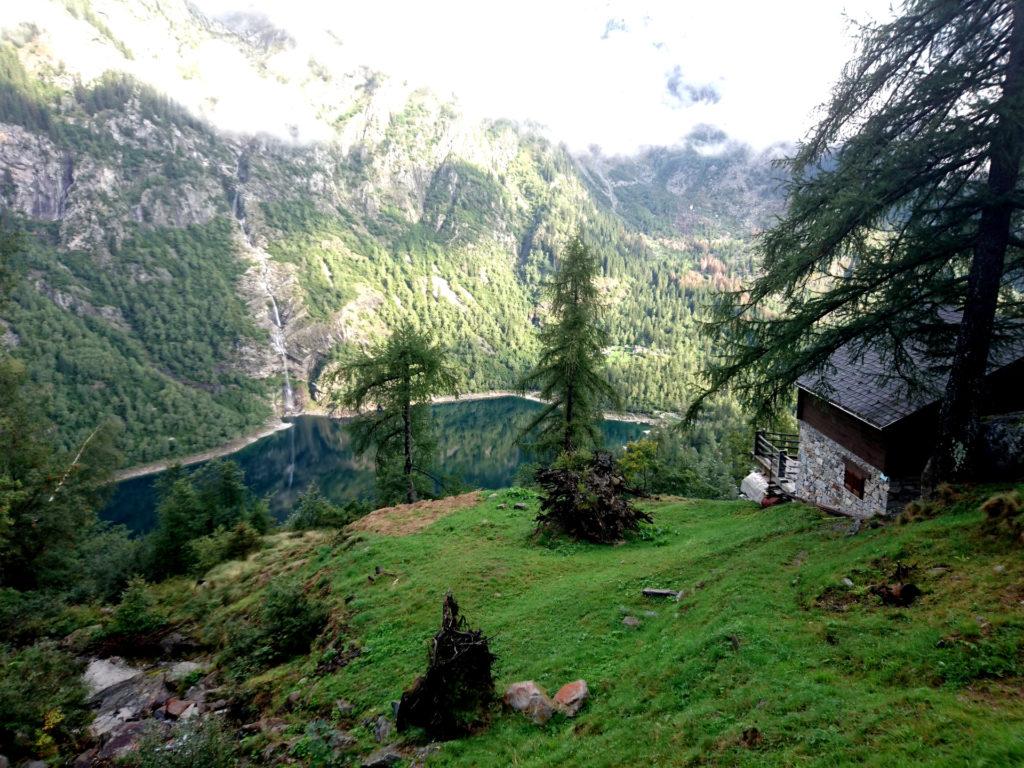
[145,460,272,580]
[190,521,262,574]
[618,438,660,496]
[0,641,89,763]
[261,578,329,660]
[287,484,369,530]
[65,522,143,603]
[289,719,354,767]
[121,718,238,768]
[109,576,164,637]
[220,578,329,676]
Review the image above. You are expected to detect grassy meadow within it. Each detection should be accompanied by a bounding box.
[155,489,1024,767]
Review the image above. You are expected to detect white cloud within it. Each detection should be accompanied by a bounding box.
[193,0,896,153]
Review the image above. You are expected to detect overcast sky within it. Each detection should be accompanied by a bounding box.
[193,0,896,154]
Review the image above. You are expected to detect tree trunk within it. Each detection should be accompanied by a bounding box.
[564,384,575,454]
[924,0,1024,489]
[403,397,416,504]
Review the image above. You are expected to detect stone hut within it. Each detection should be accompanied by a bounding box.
[795,343,1024,518]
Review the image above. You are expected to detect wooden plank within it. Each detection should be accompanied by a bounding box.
[642,588,682,599]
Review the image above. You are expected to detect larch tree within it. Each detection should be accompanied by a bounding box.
[519,233,618,458]
[692,0,1024,488]
[332,324,459,505]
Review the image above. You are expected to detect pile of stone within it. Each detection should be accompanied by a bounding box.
[503,679,589,725]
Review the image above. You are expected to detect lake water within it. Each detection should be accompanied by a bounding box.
[102,396,649,533]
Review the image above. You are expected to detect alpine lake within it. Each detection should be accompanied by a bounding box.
[102,396,650,533]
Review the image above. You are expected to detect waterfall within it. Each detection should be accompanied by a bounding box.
[265,287,295,413]
[232,159,295,414]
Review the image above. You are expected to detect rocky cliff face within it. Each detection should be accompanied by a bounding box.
[0,0,783,464]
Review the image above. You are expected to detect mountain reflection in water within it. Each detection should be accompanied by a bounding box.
[102,397,648,533]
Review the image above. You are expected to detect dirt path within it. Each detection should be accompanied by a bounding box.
[112,420,293,482]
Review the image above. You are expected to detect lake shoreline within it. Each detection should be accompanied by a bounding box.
[112,392,666,481]
[305,390,668,426]
[111,419,295,482]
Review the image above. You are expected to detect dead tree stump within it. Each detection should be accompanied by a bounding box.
[396,592,495,739]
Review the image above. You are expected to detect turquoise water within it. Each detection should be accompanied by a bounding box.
[102,397,648,533]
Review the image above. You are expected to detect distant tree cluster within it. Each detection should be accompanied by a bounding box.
[145,459,271,579]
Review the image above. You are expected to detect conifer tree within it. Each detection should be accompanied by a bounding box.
[519,234,618,457]
[332,325,459,505]
[693,0,1024,487]
[0,222,122,590]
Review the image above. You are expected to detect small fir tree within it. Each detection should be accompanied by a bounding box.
[519,234,618,457]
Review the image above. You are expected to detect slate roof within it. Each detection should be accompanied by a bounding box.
[797,339,1024,430]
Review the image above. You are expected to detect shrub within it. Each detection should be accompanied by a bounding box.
[190,522,262,574]
[535,451,652,543]
[109,577,164,637]
[290,719,354,767]
[899,499,938,524]
[220,621,273,679]
[0,588,67,645]
[67,523,143,603]
[122,718,238,768]
[0,641,89,762]
[221,578,329,676]
[980,490,1024,544]
[287,485,366,530]
[260,578,329,661]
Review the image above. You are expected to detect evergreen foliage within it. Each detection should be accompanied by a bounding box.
[4,219,271,465]
[287,483,368,530]
[332,325,459,505]
[109,576,164,636]
[0,224,124,591]
[189,522,263,575]
[519,234,617,457]
[694,0,1024,487]
[0,641,89,763]
[145,460,269,579]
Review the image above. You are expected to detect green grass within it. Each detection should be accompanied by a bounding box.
[173,490,1024,767]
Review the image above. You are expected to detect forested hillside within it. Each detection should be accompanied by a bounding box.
[0,0,784,466]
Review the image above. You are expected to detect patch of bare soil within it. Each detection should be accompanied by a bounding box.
[347,492,483,536]
[961,678,1024,706]
[815,585,863,612]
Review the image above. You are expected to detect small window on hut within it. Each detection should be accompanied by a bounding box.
[843,460,866,499]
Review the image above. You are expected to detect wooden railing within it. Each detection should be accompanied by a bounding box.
[754,429,800,487]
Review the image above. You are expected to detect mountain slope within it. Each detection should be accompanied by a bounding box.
[136,490,1024,766]
[0,0,783,464]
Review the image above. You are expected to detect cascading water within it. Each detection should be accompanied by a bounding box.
[232,159,295,414]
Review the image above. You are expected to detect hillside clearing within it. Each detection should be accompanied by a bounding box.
[347,492,483,536]
[161,490,1024,767]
